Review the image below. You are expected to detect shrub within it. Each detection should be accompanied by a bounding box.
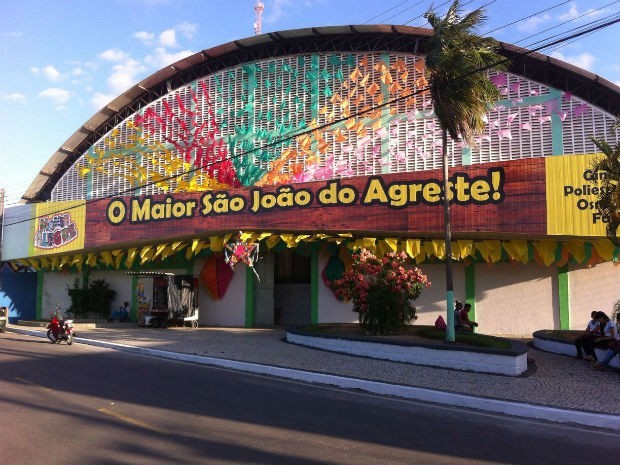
[67,277,117,319]
[330,249,430,335]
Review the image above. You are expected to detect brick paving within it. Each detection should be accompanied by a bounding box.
[25,325,619,416]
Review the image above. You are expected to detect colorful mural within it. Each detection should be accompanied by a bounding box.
[58,51,609,204]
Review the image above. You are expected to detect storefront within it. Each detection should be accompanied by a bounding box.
[2,25,619,336]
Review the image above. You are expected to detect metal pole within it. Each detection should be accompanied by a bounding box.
[442,129,455,342]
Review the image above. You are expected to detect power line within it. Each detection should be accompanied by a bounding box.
[4,6,620,230]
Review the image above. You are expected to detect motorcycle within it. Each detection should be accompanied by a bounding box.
[47,306,74,345]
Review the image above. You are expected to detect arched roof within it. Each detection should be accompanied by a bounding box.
[22,24,620,203]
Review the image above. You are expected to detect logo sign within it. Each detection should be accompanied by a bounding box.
[34,213,79,250]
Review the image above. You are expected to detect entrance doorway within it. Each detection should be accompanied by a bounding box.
[253,250,311,326]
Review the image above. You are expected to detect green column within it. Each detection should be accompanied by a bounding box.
[558,265,570,329]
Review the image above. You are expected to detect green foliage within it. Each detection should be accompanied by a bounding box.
[424,0,508,146]
[590,119,620,244]
[330,249,430,335]
[67,277,117,318]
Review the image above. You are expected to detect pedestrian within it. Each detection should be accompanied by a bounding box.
[574,310,602,361]
[593,312,620,371]
[457,303,478,332]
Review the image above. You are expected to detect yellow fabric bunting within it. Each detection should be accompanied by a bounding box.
[456,240,474,260]
[404,239,421,259]
[266,235,282,249]
[564,241,585,264]
[125,248,137,269]
[114,251,125,269]
[208,236,223,253]
[86,253,98,267]
[140,246,155,265]
[593,239,615,262]
[99,250,114,267]
[502,240,529,264]
[533,241,557,266]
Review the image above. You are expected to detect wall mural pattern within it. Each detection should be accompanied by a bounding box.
[51,51,618,202]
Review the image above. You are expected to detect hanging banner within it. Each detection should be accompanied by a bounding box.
[30,201,86,255]
[546,153,606,237]
[84,159,548,249]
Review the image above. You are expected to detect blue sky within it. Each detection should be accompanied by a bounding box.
[1,0,619,206]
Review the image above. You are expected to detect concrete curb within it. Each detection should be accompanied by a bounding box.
[7,326,620,431]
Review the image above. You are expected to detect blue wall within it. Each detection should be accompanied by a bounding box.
[0,264,37,323]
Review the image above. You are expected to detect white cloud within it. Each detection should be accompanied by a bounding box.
[134,31,155,46]
[559,2,600,21]
[144,47,193,70]
[551,51,596,71]
[267,0,291,23]
[2,31,22,38]
[517,14,551,32]
[99,48,129,62]
[159,29,177,47]
[107,58,146,94]
[30,65,63,82]
[39,87,71,108]
[91,92,116,110]
[1,92,26,103]
[176,22,198,40]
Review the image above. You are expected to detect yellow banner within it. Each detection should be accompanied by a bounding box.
[546,154,606,236]
[30,201,86,255]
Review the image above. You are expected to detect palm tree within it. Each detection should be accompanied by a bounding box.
[424,0,508,341]
[591,119,620,246]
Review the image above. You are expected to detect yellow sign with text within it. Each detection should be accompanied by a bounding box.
[546,153,607,236]
[30,201,86,255]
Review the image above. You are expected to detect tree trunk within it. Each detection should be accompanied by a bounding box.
[442,129,455,342]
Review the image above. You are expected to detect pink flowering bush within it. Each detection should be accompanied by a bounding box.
[330,249,430,335]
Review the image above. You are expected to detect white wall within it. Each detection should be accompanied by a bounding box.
[42,271,76,317]
[90,270,133,314]
[317,250,358,324]
[194,257,246,326]
[410,263,466,326]
[475,262,556,337]
[315,255,467,326]
[569,261,620,328]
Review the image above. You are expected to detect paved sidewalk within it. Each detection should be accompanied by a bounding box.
[7,325,620,431]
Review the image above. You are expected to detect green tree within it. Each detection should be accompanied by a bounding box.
[591,119,620,245]
[424,0,508,341]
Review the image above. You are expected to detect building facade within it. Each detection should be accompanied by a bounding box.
[2,25,620,335]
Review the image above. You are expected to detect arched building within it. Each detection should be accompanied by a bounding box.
[2,25,620,335]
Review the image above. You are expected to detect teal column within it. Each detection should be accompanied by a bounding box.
[36,270,44,320]
[245,268,255,327]
[311,54,319,121]
[549,90,564,155]
[558,265,570,329]
[310,249,319,324]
